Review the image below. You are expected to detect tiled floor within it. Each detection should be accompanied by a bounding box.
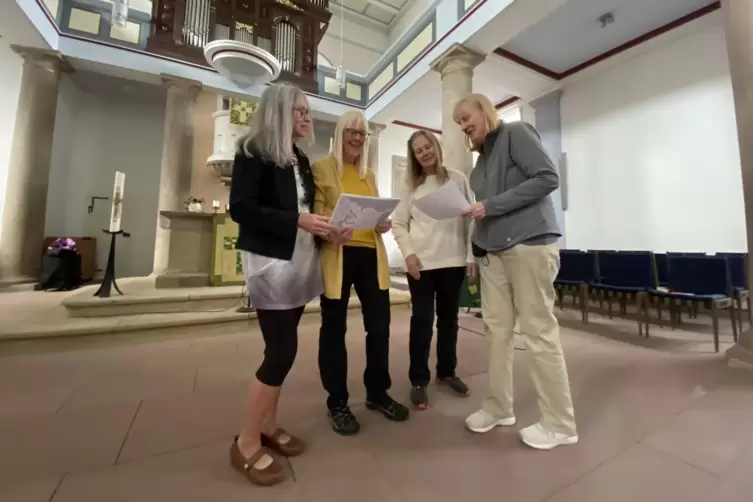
[1,305,752,501]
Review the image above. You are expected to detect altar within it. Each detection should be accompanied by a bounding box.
[153,97,252,289]
[154,211,243,288]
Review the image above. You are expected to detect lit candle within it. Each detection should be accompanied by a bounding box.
[212,200,220,209]
[329,137,333,152]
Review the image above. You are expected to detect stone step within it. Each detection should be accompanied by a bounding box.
[1,290,411,341]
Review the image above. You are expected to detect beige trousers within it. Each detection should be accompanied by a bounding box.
[479,243,577,436]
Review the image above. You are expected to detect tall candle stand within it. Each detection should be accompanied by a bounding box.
[94,229,130,298]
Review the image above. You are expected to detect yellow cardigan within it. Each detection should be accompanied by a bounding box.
[312,154,391,300]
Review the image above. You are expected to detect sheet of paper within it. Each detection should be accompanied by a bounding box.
[413,181,471,220]
[330,194,400,230]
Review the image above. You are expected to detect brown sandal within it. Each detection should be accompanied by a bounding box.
[261,428,306,457]
[229,436,286,486]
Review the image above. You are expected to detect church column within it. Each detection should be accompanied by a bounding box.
[368,122,386,179]
[0,47,73,285]
[530,90,566,247]
[722,0,753,365]
[430,43,485,176]
[151,75,202,283]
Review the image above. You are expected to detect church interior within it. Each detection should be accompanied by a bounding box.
[1,0,753,500]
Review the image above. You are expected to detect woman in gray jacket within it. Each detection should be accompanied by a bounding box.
[453,93,578,451]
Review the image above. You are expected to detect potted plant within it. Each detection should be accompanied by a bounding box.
[185,196,205,212]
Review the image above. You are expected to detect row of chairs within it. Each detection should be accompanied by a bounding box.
[554,250,749,352]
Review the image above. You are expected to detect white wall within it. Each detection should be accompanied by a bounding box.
[319,15,388,75]
[561,23,745,253]
[45,76,166,278]
[0,43,24,242]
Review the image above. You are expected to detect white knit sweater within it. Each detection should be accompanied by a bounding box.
[391,168,475,271]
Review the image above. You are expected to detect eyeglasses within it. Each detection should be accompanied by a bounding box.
[293,106,311,117]
[345,128,370,139]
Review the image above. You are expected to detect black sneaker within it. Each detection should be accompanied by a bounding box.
[366,394,410,421]
[438,376,471,397]
[410,385,429,410]
[327,404,361,436]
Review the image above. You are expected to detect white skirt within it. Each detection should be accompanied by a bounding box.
[241,228,323,310]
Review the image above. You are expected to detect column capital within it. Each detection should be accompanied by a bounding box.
[11,45,74,74]
[369,122,387,136]
[430,43,485,77]
[530,89,563,111]
[160,74,202,99]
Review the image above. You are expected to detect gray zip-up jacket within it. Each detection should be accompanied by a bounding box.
[469,121,561,252]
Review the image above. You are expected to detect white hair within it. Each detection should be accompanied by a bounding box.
[238,83,311,166]
[332,110,370,179]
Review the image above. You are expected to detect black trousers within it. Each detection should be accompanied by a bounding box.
[407,266,466,386]
[319,246,391,409]
[255,306,305,387]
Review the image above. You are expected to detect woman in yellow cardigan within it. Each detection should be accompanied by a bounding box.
[313,110,410,436]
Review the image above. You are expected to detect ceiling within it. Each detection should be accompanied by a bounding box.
[383,56,521,132]
[0,0,49,49]
[68,68,166,102]
[499,0,718,75]
[331,0,415,27]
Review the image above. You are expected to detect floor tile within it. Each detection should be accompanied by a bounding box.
[0,401,138,483]
[0,475,63,502]
[643,399,753,475]
[117,388,245,462]
[0,304,750,502]
[547,443,719,502]
[51,439,290,502]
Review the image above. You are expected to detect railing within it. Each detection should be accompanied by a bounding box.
[46,0,440,108]
[299,0,329,9]
[147,0,332,91]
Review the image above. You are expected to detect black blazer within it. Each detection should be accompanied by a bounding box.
[229,143,315,261]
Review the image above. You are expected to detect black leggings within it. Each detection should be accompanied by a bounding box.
[255,306,305,387]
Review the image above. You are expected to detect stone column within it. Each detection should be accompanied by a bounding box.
[152,75,202,287]
[368,122,385,178]
[722,0,753,366]
[0,47,73,286]
[430,43,485,176]
[530,90,566,247]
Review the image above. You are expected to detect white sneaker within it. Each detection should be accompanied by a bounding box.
[465,409,516,433]
[519,422,578,450]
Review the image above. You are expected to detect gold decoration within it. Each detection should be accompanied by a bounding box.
[277,0,302,11]
[229,98,256,126]
[235,21,253,35]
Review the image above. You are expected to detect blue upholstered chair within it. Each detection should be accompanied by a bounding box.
[555,250,597,322]
[589,251,654,336]
[717,252,750,331]
[647,256,737,352]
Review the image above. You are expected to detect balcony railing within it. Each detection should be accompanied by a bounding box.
[45,0,445,109]
[147,0,331,91]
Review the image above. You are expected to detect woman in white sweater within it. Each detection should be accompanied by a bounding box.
[392,129,477,410]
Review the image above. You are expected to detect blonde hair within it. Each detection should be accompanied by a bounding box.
[332,110,370,178]
[405,129,448,191]
[239,83,312,166]
[452,93,500,150]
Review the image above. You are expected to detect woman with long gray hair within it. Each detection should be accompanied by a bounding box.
[228,83,333,486]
